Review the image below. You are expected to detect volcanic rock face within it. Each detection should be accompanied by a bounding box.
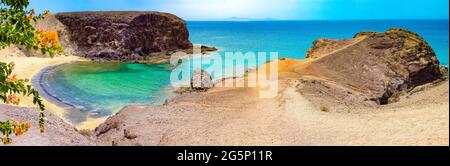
[297,28,443,105]
[54,11,192,60]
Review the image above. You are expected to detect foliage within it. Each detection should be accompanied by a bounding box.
[1,0,62,144]
[0,118,31,144]
[1,0,63,57]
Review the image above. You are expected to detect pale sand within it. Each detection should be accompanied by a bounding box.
[0,104,95,146]
[76,117,108,130]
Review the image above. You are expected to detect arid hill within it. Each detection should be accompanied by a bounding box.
[268,28,444,107]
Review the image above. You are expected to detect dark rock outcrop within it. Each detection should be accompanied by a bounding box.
[54,11,193,61]
[300,28,443,105]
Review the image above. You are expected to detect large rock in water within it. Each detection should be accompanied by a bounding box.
[54,11,192,60]
[298,28,443,105]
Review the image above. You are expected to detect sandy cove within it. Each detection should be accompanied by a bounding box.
[94,29,449,146]
[0,47,107,130]
[1,28,449,146]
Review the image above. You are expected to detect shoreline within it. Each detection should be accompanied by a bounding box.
[31,62,109,129]
[1,56,448,146]
[32,61,182,130]
[33,63,79,110]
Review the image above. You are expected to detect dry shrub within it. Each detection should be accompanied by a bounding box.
[320,106,330,112]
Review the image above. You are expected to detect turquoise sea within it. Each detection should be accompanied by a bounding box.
[43,20,449,117]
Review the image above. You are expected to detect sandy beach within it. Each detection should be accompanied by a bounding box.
[0,46,88,126]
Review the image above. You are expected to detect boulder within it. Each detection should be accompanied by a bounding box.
[190,69,213,91]
[54,11,193,61]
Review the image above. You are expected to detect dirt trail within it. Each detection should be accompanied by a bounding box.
[310,36,367,62]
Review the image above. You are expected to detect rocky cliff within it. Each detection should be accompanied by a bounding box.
[53,11,193,61]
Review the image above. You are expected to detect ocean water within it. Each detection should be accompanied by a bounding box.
[44,20,449,116]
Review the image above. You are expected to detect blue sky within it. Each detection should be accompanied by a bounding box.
[30,0,449,20]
